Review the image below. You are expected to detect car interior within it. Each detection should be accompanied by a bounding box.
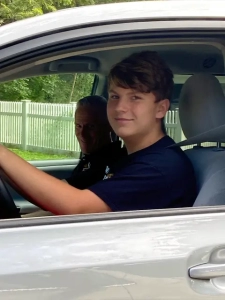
[1,38,225,218]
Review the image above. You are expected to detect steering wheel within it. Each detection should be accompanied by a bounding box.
[0,177,21,219]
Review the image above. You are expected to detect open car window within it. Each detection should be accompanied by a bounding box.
[0,73,95,161]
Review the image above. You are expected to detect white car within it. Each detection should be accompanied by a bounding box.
[0,1,225,299]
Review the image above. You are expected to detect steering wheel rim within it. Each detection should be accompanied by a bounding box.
[0,177,20,219]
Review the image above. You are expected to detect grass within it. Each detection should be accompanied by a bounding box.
[9,148,74,161]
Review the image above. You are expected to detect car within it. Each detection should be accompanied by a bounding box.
[0,1,225,298]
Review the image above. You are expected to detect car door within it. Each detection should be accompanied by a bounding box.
[1,2,225,299]
[0,208,225,300]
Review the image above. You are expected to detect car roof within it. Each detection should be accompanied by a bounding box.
[0,1,225,47]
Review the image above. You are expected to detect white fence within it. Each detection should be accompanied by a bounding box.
[165,109,182,143]
[0,100,183,155]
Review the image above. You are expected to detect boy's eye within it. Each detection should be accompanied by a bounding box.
[131,95,141,100]
[75,124,81,128]
[109,94,119,100]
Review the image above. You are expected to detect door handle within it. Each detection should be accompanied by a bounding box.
[189,263,225,280]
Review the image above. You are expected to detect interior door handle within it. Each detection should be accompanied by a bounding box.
[189,263,225,280]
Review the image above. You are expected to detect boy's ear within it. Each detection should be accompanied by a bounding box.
[156,99,170,119]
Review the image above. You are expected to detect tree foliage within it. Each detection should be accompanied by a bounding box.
[0,0,101,25]
[0,0,76,25]
[0,74,95,103]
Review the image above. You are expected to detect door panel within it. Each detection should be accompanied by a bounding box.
[0,210,225,299]
[8,159,78,214]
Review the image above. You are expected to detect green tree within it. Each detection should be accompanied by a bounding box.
[0,74,95,102]
[0,0,77,25]
[0,79,30,100]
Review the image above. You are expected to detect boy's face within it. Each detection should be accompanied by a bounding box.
[107,84,169,143]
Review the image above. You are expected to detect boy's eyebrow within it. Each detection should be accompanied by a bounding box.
[125,90,143,95]
[108,89,118,94]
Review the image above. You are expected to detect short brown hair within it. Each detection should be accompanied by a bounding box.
[108,51,174,102]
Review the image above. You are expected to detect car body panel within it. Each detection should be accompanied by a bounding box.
[0,210,225,299]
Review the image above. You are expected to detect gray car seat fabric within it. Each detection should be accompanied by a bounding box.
[177,74,225,206]
[179,74,225,140]
[185,148,225,206]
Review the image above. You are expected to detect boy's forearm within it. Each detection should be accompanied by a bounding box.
[0,145,81,214]
[0,145,110,215]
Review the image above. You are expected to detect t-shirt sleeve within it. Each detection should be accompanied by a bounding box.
[88,162,170,211]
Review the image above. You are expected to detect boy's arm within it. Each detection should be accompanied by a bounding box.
[0,145,111,215]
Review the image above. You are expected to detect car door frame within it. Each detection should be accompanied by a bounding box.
[2,19,225,78]
[0,206,225,299]
[1,16,225,299]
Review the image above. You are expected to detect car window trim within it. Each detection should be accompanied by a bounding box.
[2,16,225,49]
[1,30,225,82]
[0,205,225,229]
[1,19,225,69]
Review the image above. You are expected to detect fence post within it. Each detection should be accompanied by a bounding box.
[70,102,77,112]
[21,100,31,150]
[0,102,2,143]
[175,108,182,143]
[70,102,78,151]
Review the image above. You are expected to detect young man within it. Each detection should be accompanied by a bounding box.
[0,51,196,216]
[65,95,125,189]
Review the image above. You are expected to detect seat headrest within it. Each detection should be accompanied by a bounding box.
[177,74,225,147]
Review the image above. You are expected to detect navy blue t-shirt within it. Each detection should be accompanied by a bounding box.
[88,136,197,211]
[66,141,126,189]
